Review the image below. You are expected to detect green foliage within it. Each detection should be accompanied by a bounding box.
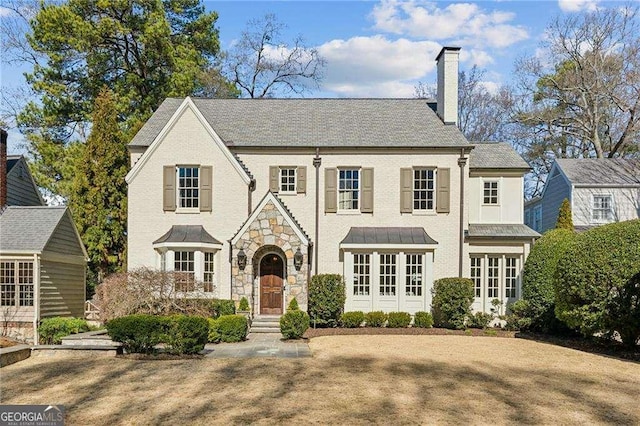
[308,274,346,328]
[387,312,411,328]
[106,314,166,354]
[280,310,310,339]
[211,299,236,318]
[521,229,575,333]
[38,317,91,344]
[555,220,640,346]
[413,311,434,328]
[556,198,574,231]
[209,315,248,343]
[287,298,300,311]
[431,278,475,329]
[340,311,365,328]
[238,297,250,312]
[365,311,387,327]
[467,312,493,329]
[163,315,209,355]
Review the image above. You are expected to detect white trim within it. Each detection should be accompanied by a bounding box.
[0,251,42,257]
[278,167,297,195]
[230,192,310,246]
[340,243,438,250]
[152,242,223,251]
[125,97,251,185]
[590,193,615,223]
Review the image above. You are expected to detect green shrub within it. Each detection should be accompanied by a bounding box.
[431,278,475,329]
[521,228,575,333]
[555,220,640,347]
[106,314,166,354]
[503,300,533,331]
[163,315,209,355]
[413,311,433,328]
[211,299,236,318]
[238,297,250,311]
[467,312,493,329]
[209,315,248,343]
[280,310,310,339]
[38,317,91,344]
[287,298,300,311]
[308,274,346,328]
[555,198,574,231]
[340,311,365,328]
[365,311,387,327]
[387,312,411,328]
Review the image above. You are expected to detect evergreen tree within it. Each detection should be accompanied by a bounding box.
[556,198,574,231]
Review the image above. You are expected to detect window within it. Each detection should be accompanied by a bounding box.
[470,257,482,298]
[405,254,423,296]
[280,168,296,193]
[174,251,195,291]
[533,206,542,231]
[178,167,199,209]
[505,257,517,298]
[413,169,435,211]
[353,254,370,296]
[203,252,215,292]
[483,181,499,204]
[592,195,613,222]
[0,261,34,307]
[379,254,397,296]
[487,257,499,298]
[339,169,359,210]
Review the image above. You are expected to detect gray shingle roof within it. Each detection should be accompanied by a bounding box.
[466,224,540,239]
[129,98,470,148]
[153,225,222,245]
[555,158,640,186]
[341,227,438,245]
[0,206,67,251]
[469,142,530,169]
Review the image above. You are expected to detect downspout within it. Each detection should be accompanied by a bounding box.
[313,148,322,275]
[458,149,467,277]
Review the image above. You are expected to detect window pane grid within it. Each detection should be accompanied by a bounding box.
[18,262,34,307]
[405,254,423,296]
[593,196,612,221]
[178,167,199,209]
[280,168,296,193]
[413,169,434,210]
[1,262,16,306]
[379,254,397,296]
[483,181,498,204]
[470,257,482,298]
[353,254,370,296]
[204,252,214,292]
[487,257,499,298]
[174,251,195,291]
[505,257,517,298]
[339,169,359,210]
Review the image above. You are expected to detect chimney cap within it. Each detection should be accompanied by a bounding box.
[435,46,461,62]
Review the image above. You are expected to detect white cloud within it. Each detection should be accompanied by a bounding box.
[558,0,600,12]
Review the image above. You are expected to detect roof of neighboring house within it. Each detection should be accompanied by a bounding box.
[129,98,470,149]
[469,142,530,170]
[0,206,68,251]
[466,224,541,240]
[341,227,438,245]
[555,158,640,186]
[153,225,222,245]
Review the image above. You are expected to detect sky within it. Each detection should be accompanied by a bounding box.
[0,0,616,154]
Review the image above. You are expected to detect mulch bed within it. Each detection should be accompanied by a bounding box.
[304,327,516,339]
[516,332,640,362]
[0,337,20,348]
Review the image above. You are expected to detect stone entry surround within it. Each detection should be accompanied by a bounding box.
[231,198,309,312]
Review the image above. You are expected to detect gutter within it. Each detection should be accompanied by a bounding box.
[458,149,467,277]
[313,148,322,275]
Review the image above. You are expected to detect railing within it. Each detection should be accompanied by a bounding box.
[84,300,100,321]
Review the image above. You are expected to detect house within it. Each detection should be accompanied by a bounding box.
[524,159,640,233]
[0,129,88,342]
[126,47,539,317]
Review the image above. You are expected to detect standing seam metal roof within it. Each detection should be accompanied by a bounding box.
[340,227,438,245]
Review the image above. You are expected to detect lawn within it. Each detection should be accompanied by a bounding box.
[1,335,638,425]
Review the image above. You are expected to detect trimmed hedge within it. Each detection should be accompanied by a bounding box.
[387,312,411,328]
[38,317,91,344]
[308,274,346,327]
[106,314,166,354]
[238,297,250,311]
[413,311,433,328]
[365,311,387,327]
[341,311,365,328]
[209,315,248,343]
[280,310,310,339]
[467,312,493,329]
[555,220,640,347]
[431,278,475,329]
[163,315,209,354]
[211,299,236,318]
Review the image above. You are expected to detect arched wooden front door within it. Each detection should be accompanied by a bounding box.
[260,253,284,315]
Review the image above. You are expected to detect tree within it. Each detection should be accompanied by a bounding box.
[555,198,574,230]
[69,88,128,285]
[222,13,326,98]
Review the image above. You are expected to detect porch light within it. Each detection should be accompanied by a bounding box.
[237,249,247,270]
[294,248,304,271]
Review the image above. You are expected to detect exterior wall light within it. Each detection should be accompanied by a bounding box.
[237,249,247,270]
[294,248,304,271]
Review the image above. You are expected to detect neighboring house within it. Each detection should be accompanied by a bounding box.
[524,159,640,233]
[0,129,88,343]
[126,47,539,317]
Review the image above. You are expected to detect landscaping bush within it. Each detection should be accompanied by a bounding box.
[308,274,346,327]
[209,315,248,343]
[106,314,166,354]
[238,297,250,311]
[280,309,310,339]
[287,298,300,311]
[431,278,475,329]
[555,220,640,347]
[163,315,209,355]
[340,311,365,328]
[413,311,433,328]
[365,311,387,327]
[521,228,575,333]
[211,299,236,318]
[38,317,91,344]
[387,312,411,328]
[467,312,493,329]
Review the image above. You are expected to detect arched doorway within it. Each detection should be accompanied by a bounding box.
[259,252,285,315]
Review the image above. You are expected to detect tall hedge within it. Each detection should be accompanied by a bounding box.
[431,278,474,329]
[555,220,640,347]
[308,274,346,327]
[521,228,575,333]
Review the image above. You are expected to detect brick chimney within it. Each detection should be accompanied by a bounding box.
[435,46,460,126]
[0,129,7,207]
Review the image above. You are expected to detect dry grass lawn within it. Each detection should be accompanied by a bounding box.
[1,335,639,425]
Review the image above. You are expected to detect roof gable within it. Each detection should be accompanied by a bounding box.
[6,155,45,206]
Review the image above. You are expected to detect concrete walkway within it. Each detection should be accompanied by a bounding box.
[205,333,311,358]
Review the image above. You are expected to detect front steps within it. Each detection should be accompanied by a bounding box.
[250,315,281,333]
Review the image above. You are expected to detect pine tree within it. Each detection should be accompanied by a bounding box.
[556,198,574,231]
